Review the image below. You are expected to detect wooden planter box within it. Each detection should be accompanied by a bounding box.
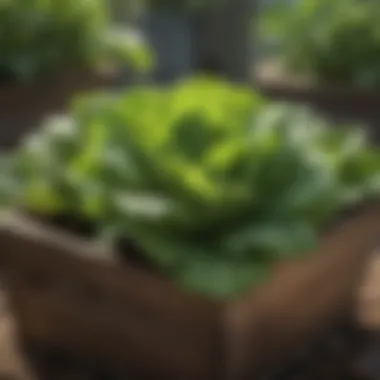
[0,204,379,380]
[0,70,120,149]
[254,62,380,144]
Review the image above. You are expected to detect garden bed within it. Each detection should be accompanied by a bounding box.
[1,76,379,380]
[0,70,120,149]
[0,203,379,380]
[254,61,380,144]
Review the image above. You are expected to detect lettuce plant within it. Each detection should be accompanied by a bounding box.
[2,77,379,298]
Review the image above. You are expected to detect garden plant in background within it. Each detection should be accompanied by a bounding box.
[0,0,152,83]
[1,77,379,299]
[259,0,380,87]
[0,0,153,149]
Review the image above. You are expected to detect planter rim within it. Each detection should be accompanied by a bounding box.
[255,60,380,96]
[0,69,120,124]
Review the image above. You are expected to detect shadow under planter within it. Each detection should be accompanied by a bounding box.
[0,70,120,150]
[254,63,380,145]
[0,204,379,380]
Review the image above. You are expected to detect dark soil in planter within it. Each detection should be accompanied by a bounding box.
[42,213,161,275]
[14,209,377,380]
[254,62,380,145]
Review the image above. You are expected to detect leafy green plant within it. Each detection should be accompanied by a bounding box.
[0,0,152,82]
[260,0,380,86]
[2,77,379,298]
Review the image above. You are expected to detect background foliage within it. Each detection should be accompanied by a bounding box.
[260,0,380,86]
[0,0,152,82]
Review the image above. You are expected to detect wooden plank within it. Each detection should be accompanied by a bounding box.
[0,211,222,380]
[223,203,380,379]
[0,210,114,263]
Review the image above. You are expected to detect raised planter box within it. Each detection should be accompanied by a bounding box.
[254,62,380,144]
[0,70,120,149]
[0,204,379,380]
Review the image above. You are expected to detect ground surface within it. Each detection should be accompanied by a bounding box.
[357,253,380,330]
[0,286,35,380]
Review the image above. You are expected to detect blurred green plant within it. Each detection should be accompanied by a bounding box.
[260,0,380,87]
[2,76,379,298]
[0,0,153,83]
